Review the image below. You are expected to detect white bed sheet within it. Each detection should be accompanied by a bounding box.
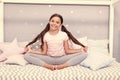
[0,61,120,80]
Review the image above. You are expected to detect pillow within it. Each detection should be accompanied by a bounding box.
[80,53,115,70]
[68,36,88,49]
[4,54,28,66]
[18,41,28,47]
[0,38,24,62]
[87,39,108,49]
[87,39,109,55]
[88,47,109,55]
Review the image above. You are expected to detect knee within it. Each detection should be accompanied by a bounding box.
[80,53,88,59]
[24,53,31,60]
[84,53,88,56]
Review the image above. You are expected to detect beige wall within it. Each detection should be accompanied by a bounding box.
[4,3,109,42]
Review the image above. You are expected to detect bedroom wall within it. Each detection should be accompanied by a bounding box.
[1,1,116,59]
[4,3,109,42]
[113,1,120,62]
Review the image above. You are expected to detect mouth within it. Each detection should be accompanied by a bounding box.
[51,25,57,29]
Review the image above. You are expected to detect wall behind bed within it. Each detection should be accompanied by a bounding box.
[4,3,109,42]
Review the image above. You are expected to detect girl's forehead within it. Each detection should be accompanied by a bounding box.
[51,17,61,21]
[51,16,60,19]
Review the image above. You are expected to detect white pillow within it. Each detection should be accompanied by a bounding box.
[69,36,88,49]
[88,47,109,55]
[80,53,115,70]
[18,41,28,47]
[87,39,109,55]
[4,54,28,66]
[0,38,24,62]
[87,39,108,49]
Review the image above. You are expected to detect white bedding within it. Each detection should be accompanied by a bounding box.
[0,61,120,80]
[0,38,119,80]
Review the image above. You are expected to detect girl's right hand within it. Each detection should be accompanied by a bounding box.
[24,47,29,53]
[24,46,33,53]
[24,46,32,52]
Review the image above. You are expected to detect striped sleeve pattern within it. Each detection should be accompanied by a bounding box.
[0,61,120,80]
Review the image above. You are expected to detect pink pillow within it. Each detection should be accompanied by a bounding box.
[0,38,24,62]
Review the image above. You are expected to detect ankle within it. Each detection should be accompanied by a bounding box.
[53,65,58,70]
[44,64,54,70]
[57,63,68,69]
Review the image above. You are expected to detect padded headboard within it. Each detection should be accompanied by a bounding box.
[4,3,109,42]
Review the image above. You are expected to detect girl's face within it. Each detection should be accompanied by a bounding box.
[49,16,62,31]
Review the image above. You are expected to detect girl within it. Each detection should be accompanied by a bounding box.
[24,13,88,70]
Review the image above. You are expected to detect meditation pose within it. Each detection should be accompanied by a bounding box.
[24,13,88,70]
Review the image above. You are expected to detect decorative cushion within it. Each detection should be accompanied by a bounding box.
[4,54,28,65]
[87,39,109,55]
[80,53,115,70]
[0,38,24,62]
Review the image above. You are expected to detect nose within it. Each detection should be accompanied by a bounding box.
[53,22,56,25]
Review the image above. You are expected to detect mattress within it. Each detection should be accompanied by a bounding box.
[0,61,120,80]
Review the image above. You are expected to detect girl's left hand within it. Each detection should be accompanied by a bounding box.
[83,46,88,52]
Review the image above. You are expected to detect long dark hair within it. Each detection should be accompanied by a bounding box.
[26,13,85,50]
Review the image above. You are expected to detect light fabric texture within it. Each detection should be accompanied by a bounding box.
[68,37,109,55]
[18,41,28,47]
[87,39,108,48]
[67,38,113,70]
[44,31,68,56]
[4,54,28,65]
[69,38,109,55]
[80,53,115,70]
[87,39,109,55]
[0,61,120,80]
[0,38,24,62]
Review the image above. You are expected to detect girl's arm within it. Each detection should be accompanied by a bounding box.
[64,40,87,54]
[24,42,47,55]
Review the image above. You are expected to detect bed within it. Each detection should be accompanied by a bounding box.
[0,60,120,80]
[0,38,120,80]
[0,2,120,80]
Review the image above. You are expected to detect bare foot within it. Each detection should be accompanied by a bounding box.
[56,63,68,70]
[43,63,54,70]
[53,65,58,70]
